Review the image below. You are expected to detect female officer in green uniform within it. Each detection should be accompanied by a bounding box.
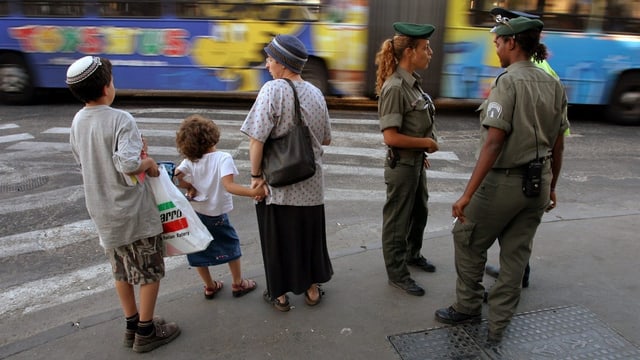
[484,7,571,289]
[434,17,569,342]
[375,22,439,296]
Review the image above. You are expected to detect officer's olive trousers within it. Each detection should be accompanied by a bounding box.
[452,165,551,336]
[382,155,428,283]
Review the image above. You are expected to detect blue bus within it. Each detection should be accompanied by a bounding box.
[1,0,639,125]
[0,0,369,102]
[442,0,640,125]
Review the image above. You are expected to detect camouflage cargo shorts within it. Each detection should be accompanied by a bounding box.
[106,235,165,285]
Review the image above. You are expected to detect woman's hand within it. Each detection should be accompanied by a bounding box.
[251,178,268,201]
[425,138,439,153]
[452,194,471,224]
[546,190,557,212]
[423,156,431,169]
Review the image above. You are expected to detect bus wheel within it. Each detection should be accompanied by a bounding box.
[302,57,329,95]
[0,52,35,105]
[607,72,640,126]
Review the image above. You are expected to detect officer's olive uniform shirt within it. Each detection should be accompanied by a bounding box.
[478,61,569,168]
[378,68,436,143]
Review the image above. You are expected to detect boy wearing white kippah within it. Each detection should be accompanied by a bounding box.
[67,56,180,353]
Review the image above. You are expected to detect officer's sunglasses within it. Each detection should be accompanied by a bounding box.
[494,14,515,32]
[411,92,436,117]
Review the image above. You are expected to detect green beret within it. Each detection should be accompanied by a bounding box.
[491,16,543,36]
[393,22,435,39]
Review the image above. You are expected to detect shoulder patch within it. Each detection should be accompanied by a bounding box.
[487,102,502,118]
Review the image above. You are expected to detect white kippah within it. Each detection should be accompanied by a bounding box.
[66,56,101,84]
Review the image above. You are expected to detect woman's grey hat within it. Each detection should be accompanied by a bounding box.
[264,34,308,74]
[66,56,101,84]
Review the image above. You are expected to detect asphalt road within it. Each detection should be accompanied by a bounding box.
[0,98,638,352]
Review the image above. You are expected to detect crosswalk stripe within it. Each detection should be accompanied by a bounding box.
[7,141,70,152]
[8,139,461,163]
[0,256,187,317]
[0,111,472,321]
[0,185,84,215]
[134,116,380,127]
[41,127,70,134]
[1,220,95,258]
[129,108,249,116]
[0,124,19,130]
[0,186,462,262]
[0,133,34,144]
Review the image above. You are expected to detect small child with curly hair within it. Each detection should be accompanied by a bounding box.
[175,114,264,299]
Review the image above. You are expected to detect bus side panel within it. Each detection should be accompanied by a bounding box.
[0,2,371,97]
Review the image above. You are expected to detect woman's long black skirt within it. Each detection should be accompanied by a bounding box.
[256,201,333,300]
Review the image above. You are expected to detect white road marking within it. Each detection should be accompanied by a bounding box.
[0,256,187,317]
[0,112,468,319]
[0,133,34,144]
[324,188,459,203]
[41,127,70,134]
[0,124,19,130]
[0,219,96,258]
[0,185,85,215]
[7,141,70,152]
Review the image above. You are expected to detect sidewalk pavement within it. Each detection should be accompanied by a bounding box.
[2,214,639,360]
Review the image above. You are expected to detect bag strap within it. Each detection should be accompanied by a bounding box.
[283,78,303,126]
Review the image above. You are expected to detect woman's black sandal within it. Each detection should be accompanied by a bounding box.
[263,289,291,312]
[304,284,324,306]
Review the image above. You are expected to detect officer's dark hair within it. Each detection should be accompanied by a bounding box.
[374,35,420,96]
[512,30,548,63]
[67,57,113,103]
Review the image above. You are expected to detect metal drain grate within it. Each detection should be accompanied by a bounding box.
[388,305,640,360]
[0,175,49,193]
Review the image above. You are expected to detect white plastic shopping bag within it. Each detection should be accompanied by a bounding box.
[148,166,213,256]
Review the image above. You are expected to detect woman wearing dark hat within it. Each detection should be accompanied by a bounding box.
[241,34,333,312]
[435,17,569,343]
[483,7,570,289]
[375,22,440,297]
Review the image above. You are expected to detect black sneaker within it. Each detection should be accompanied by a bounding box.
[132,321,181,353]
[407,256,436,272]
[435,306,481,325]
[388,279,425,296]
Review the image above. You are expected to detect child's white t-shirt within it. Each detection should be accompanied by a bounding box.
[176,151,238,217]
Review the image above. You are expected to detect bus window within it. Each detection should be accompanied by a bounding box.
[98,0,162,18]
[257,2,319,22]
[603,0,640,33]
[22,1,84,17]
[0,1,8,16]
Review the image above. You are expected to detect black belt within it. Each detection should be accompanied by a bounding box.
[394,149,424,158]
[492,156,552,175]
[491,167,526,175]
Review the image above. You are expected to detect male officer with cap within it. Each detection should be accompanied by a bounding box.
[375,22,439,296]
[434,16,569,343]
